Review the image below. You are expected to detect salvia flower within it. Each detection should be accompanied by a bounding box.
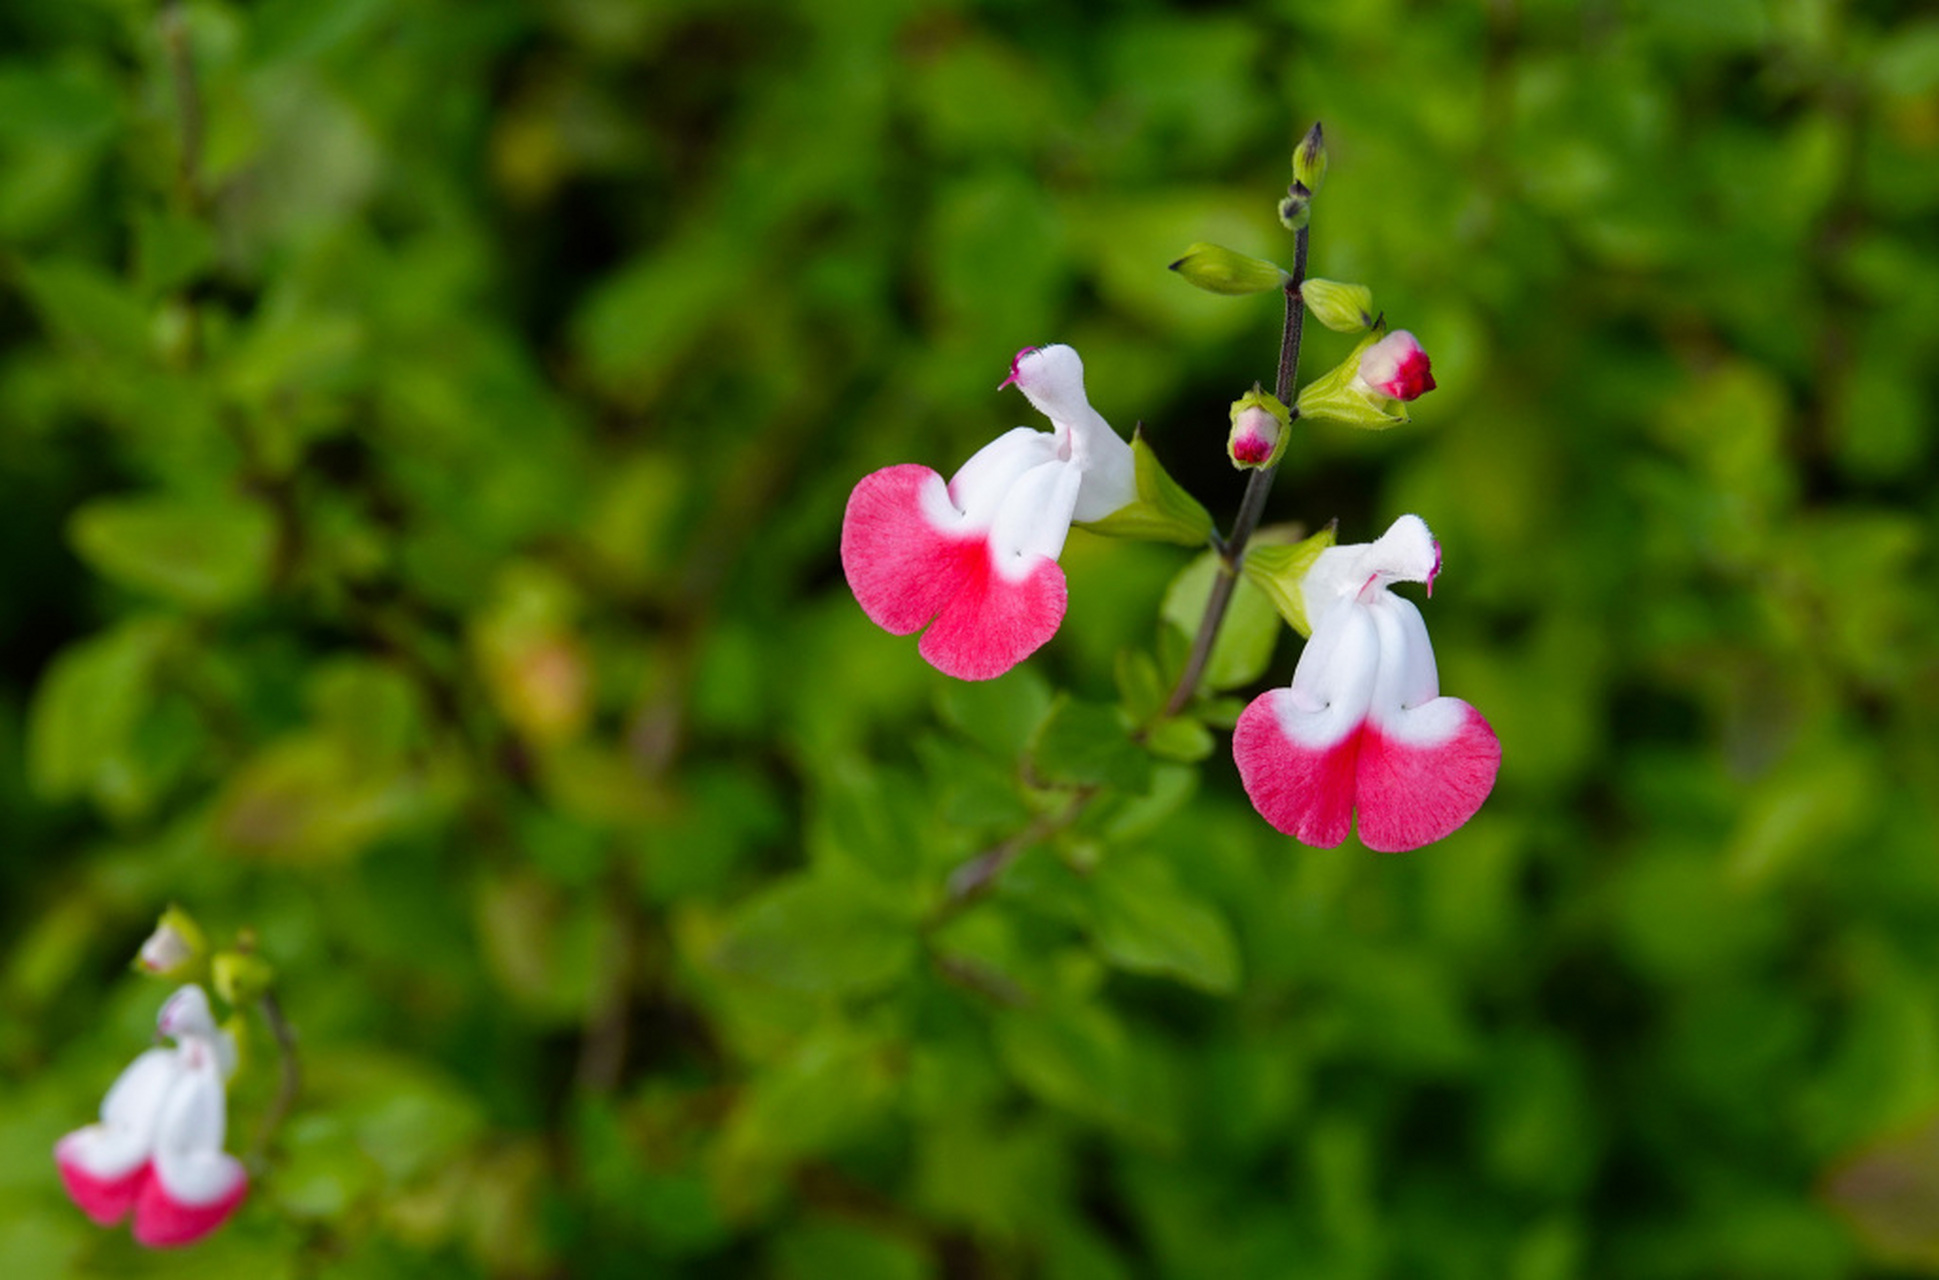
[1354,330,1435,401]
[56,985,248,1248]
[1233,515,1499,852]
[842,344,1135,680]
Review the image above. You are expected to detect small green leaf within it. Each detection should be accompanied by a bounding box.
[16,258,151,365]
[1141,716,1215,763]
[1088,853,1241,994]
[69,494,277,610]
[1241,522,1339,637]
[1078,429,1214,546]
[1113,649,1167,723]
[1030,696,1152,794]
[712,872,917,997]
[133,208,216,298]
[26,616,177,806]
[937,667,1054,758]
[1160,551,1281,692]
[994,1001,1177,1145]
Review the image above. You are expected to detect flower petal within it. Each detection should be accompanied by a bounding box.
[157,985,219,1042]
[56,1145,152,1227]
[842,464,975,636]
[1353,596,1499,852]
[988,457,1083,567]
[1233,601,1379,848]
[134,1041,246,1249]
[946,427,1060,527]
[133,1162,246,1248]
[55,1043,184,1227]
[917,545,1065,681]
[1006,345,1135,521]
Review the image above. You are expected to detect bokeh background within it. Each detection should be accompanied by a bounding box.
[4,0,1939,1276]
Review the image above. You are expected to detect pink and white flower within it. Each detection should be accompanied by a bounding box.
[1233,515,1498,852]
[1354,330,1436,401]
[841,345,1136,680]
[55,985,248,1248]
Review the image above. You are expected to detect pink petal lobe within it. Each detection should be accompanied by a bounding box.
[1233,690,1362,848]
[917,543,1065,680]
[842,465,971,635]
[132,1169,247,1249]
[55,1136,148,1226]
[1352,703,1500,852]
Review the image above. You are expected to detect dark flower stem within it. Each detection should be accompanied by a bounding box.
[1161,224,1310,718]
[247,993,301,1173]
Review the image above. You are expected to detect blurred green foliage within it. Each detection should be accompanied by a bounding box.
[2,0,1938,1276]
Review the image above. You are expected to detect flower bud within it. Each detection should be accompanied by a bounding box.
[1293,330,1408,430]
[135,906,208,979]
[1226,388,1291,470]
[212,950,275,1007]
[1353,330,1436,401]
[1277,185,1311,232]
[1293,122,1328,195]
[1168,242,1288,296]
[1299,278,1374,333]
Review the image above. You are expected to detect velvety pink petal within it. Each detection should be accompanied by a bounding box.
[842,465,975,634]
[55,1137,148,1226]
[917,541,1066,681]
[132,1167,247,1249]
[1233,689,1362,849]
[1353,703,1500,852]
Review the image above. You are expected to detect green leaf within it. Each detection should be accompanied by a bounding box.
[69,494,277,610]
[1113,648,1168,723]
[213,731,447,862]
[1030,696,1152,794]
[937,666,1054,758]
[1140,715,1214,763]
[1241,522,1338,637]
[994,1001,1177,1146]
[712,871,917,997]
[1088,853,1241,994]
[1078,429,1214,546]
[15,258,151,365]
[773,1221,928,1280]
[132,208,216,299]
[1160,550,1281,691]
[25,616,177,806]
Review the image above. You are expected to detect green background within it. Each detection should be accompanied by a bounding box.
[3,0,1938,1275]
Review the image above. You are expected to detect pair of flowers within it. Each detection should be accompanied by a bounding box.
[55,985,248,1248]
[841,342,1495,852]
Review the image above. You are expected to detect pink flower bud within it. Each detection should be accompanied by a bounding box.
[1354,330,1436,402]
[1230,406,1278,465]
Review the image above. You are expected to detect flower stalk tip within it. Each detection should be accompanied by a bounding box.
[1293,121,1328,195]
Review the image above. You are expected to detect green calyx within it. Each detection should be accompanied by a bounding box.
[1241,521,1339,637]
[1168,242,1289,296]
[1294,328,1408,430]
[1299,278,1375,333]
[1079,428,1215,546]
